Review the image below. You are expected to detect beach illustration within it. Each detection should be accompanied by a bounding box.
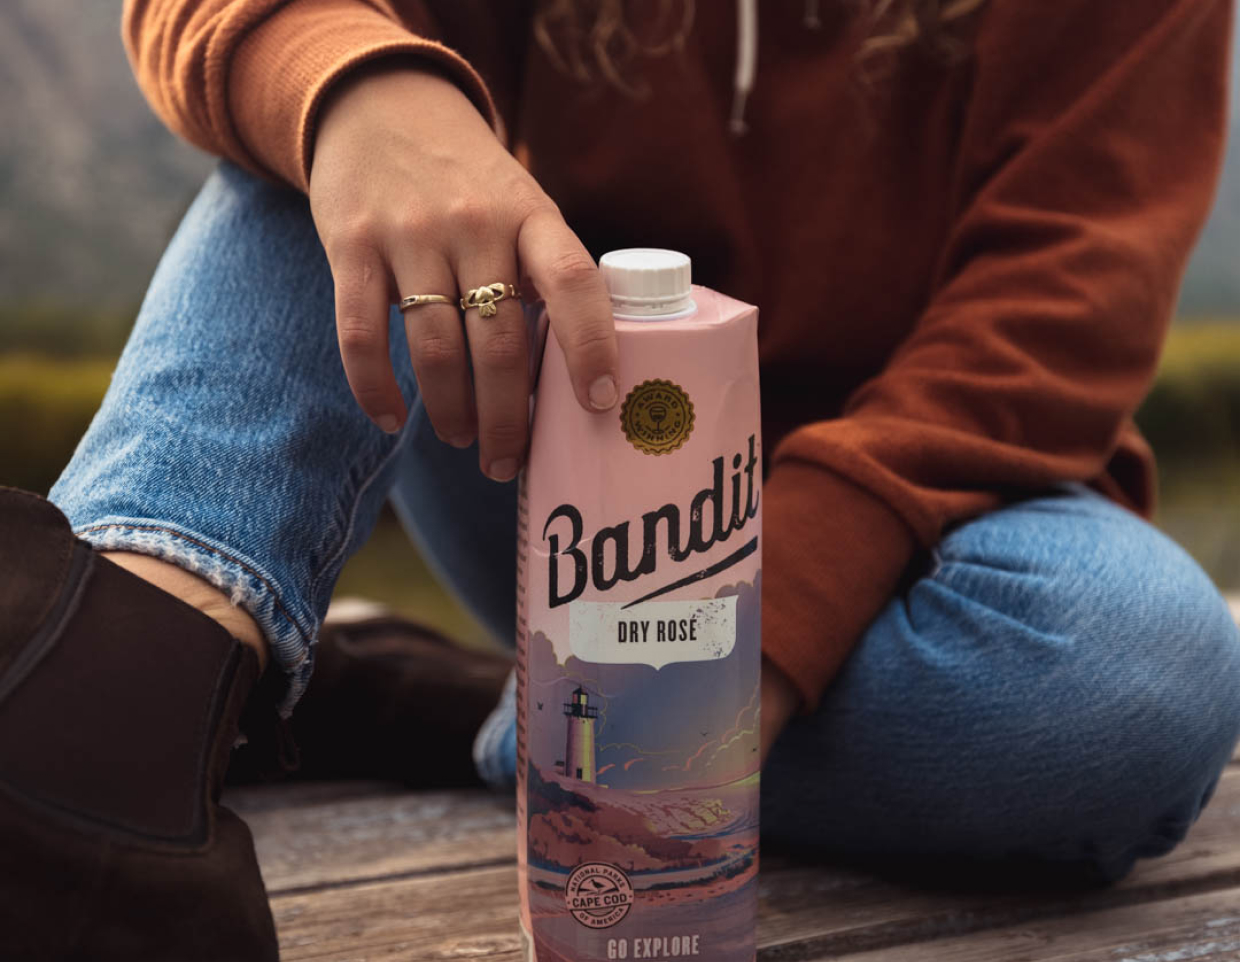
[521,575,761,962]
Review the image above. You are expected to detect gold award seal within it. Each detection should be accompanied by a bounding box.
[620,379,695,455]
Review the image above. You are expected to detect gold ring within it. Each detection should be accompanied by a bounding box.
[398,294,455,311]
[461,283,521,318]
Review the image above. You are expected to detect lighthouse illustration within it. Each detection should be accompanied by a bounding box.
[563,686,598,782]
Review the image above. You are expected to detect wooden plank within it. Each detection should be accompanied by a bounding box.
[273,866,523,961]
[231,786,515,894]
[238,767,1240,896]
[265,770,1240,960]
[270,861,1240,962]
[754,865,1240,961]
[758,768,1240,957]
[828,886,1240,961]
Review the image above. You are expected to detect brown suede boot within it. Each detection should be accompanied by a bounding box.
[228,611,513,788]
[0,486,280,961]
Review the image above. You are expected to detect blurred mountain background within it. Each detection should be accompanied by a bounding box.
[1182,2,1240,317]
[1,1,1238,599]
[0,3,213,317]
[2,1,1238,318]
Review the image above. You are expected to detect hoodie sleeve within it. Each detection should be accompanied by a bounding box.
[121,0,505,192]
[760,0,1233,712]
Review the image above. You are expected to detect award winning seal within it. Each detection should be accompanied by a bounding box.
[620,379,695,455]
[565,862,634,929]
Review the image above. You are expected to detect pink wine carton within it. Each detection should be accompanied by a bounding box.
[516,249,761,962]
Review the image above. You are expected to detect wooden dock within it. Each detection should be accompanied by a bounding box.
[224,740,1240,961]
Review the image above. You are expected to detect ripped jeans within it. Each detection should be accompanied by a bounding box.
[51,160,1240,882]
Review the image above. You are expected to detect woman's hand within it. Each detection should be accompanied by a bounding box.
[309,62,619,481]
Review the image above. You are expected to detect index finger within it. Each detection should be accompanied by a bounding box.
[516,210,619,412]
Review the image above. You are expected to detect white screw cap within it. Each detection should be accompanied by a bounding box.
[599,248,693,316]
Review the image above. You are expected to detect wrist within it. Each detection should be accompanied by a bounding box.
[311,56,483,168]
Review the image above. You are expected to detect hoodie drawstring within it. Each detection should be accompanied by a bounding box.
[731,0,822,137]
[729,0,758,135]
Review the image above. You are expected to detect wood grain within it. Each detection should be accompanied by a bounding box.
[758,768,1240,958]
[230,786,516,894]
[272,866,523,961]
[828,886,1240,961]
[259,770,1240,960]
[237,767,1240,893]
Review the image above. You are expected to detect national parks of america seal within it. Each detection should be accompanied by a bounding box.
[620,379,695,455]
[565,862,634,928]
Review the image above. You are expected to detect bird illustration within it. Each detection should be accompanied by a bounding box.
[537,701,544,710]
[700,731,710,737]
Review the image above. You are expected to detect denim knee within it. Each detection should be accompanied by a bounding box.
[762,489,1240,881]
[917,493,1240,875]
[1032,569,1240,877]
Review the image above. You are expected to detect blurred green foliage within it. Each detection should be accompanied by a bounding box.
[1,353,115,494]
[1138,322,1240,498]
[0,301,139,358]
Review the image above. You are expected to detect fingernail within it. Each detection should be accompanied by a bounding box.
[377,414,400,434]
[589,375,617,410]
[488,458,518,482]
[449,435,474,449]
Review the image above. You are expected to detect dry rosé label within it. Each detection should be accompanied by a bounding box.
[565,863,635,928]
[620,379,695,455]
[568,597,737,669]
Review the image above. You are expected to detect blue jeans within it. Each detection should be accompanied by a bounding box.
[51,161,1240,882]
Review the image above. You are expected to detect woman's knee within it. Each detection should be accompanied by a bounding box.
[1035,609,1240,879]
[915,497,1240,869]
[1058,551,1240,875]
[763,490,1240,878]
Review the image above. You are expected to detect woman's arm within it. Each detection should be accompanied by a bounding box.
[761,0,1234,713]
[121,0,502,191]
[122,0,620,477]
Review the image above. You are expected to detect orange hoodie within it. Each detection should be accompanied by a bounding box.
[121,0,1232,712]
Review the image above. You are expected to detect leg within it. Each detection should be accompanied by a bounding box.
[3,157,434,956]
[761,485,1240,882]
[387,413,520,788]
[243,419,520,787]
[3,156,519,954]
[50,159,423,713]
[388,409,519,648]
[104,550,267,668]
[0,491,279,959]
